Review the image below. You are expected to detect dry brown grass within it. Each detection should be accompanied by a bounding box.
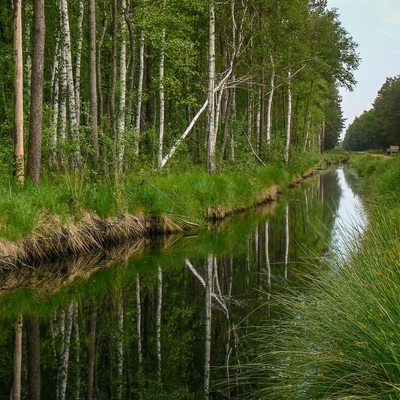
[0,212,197,270]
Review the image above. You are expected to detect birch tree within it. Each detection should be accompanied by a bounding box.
[88,0,99,168]
[207,0,216,174]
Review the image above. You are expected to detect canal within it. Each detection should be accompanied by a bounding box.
[0,167,366,399]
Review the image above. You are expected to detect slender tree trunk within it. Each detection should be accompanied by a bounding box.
[125,0,135,129]
[50,37,60,167]
[135,33,145,158]
[158,4,166,168]
[60,0,81,167]
[88,0,99,168]
[319,118,326,154]
[73,302,81,399]
[266,55,275,150]
[26,316,41,400]
[13,0,24,183]
[117,0,127,173]
[59,53,67,143]
[207,0,216,174]
[284,68,292,164]
[27,0,45,183]
[75,0,84,125]
[12,315,23,400]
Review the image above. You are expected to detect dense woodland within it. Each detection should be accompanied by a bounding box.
[1,0,359,183]
[343,75,400,151]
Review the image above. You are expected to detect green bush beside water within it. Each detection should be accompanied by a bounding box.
[243,155,400,399]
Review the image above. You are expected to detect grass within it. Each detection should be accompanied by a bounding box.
[237,154,400,399]
[0,163,294,243]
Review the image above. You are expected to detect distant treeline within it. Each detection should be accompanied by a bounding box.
[343,75,400,151]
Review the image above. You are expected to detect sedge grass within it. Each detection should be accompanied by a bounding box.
[237,157,400,399]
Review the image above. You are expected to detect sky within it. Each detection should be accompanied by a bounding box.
[327,0,400,137]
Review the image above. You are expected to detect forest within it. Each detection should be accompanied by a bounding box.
[342,75,400,151]
[1,0,359,183]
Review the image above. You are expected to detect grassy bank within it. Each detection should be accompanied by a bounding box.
[0,163,303,264]
[241,154,400,398]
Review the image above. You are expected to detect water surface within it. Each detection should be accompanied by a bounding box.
[0,168,366,399]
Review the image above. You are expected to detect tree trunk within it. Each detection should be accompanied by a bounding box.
[284,68,292,163]
[13,0,24,183]
[284,203,289,279]
[266,55,275,151]
[136,274,143,368]
[158,4,166,169]
[117,0,127,173]
[75,0,84,125]
[12,315,23,400]
[135,33,145,158]
[117,293,124,400]
[60,0,81,167]
[88,0,99,169]
[26,316,41,400]
[27,0,45,184]
[207,0,216,174]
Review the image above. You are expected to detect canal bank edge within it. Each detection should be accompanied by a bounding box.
[0,168,316,268]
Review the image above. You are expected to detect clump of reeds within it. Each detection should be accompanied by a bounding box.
[238,206,400,399]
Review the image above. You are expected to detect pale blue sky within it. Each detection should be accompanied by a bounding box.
[327,0,400,136]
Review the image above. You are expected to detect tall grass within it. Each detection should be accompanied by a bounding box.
[0,163,294,242]
[238,154,400,399]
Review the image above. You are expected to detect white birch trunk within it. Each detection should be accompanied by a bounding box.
[266,55,275,146]
[75,0,84,125]
[284,68,292,164]
[158,17,166,168]
[135,33,145,158]
[156,266,163,381]
[117,0,127,172]
[50,39,60,165]
[207,0,216,174]
[60,0,81,167]
[59,54,67,142]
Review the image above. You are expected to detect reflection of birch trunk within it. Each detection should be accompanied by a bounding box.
[117,292,124,400]
[136,274,143,367]
[157,266,163,380]
[12,315,23,400]
[285,203,290,279]
[265,221,271,300]
[58,302,74,400]
[257,226,262,298]
[204,254,213,399]
[87,304,97,400]
[73,302,81,399]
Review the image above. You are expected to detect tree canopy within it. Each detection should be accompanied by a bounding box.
[0,0,359,180]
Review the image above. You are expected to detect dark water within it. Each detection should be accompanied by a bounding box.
[0,167,366,399]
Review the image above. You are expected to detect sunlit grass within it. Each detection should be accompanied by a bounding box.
[0,162,301,241]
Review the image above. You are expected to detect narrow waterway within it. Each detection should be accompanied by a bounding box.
[0,167,366,399]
